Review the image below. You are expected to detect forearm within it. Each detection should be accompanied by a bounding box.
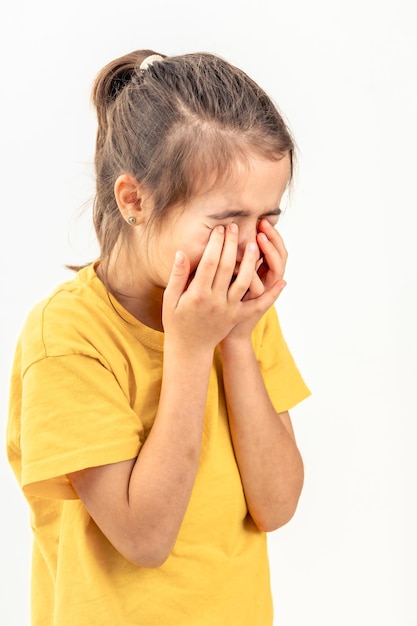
[219,337,304,532]
[126,340,213,560]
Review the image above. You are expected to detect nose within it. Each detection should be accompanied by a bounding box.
[236,222,259,261]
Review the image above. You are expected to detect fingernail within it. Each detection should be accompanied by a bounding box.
[217,225,225,234]
[175,251,184,265]
[258,233,268,242]
[229,223,238,233]
[249,242,258,253]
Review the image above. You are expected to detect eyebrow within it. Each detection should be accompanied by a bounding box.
[207,208,282,220]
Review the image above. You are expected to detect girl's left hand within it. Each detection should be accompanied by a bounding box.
[220,220,287,345]
[242,218,288,301]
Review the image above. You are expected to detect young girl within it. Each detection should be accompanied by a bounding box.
[7,49,310,625]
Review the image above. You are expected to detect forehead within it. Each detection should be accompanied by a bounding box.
[190,153,291,211]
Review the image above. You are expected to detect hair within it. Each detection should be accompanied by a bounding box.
[91,49,295,263]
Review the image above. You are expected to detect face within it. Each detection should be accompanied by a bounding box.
[141,153,291,290]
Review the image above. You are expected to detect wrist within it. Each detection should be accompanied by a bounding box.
[164,335,214,366]
[218,334,254,358]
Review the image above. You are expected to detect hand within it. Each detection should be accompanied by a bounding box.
[242,219,288,301]
[162,224,283,351]
[162,225,250,351]
[219,221,287,344]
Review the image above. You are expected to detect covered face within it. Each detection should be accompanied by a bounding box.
[140,153,291,290]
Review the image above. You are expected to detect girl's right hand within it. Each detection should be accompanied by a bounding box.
[162,225,245,350]
[162,224,279,350]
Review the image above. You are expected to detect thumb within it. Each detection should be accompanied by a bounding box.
[248,279,286,311]
[163,251,190,308]
[266,279,287,305]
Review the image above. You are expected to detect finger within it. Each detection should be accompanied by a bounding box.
[228,241,259,301]
[243,279,286,309]
[212,223,239,292]
[243,272,265,300]
[258,220,288,260]
[163,250,191,309]
[261,279,287,305]
[256,232,287,286]
[193,225,226,288]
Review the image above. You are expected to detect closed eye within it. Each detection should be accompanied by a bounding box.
[264,208,282,218]
[208,207,282,222]
[261,208,282,225]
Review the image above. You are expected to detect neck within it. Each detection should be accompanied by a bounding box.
[97,253,165,332]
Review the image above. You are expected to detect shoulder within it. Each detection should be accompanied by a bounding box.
[19,263,114,369]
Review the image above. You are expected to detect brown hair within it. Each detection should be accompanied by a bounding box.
[91,49,295,262]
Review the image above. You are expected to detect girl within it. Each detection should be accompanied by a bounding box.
[7,49,310,625]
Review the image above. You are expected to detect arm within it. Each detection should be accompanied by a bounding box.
[218,337,304,532]
[219,218,304,531]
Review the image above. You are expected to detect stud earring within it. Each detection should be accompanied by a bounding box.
[127,216,136,225]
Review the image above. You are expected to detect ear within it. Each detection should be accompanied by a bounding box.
[114,174,150,226]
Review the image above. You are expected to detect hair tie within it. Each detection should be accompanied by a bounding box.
[139,54,164,71]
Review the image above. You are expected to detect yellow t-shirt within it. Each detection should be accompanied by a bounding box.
[7,262,310,626]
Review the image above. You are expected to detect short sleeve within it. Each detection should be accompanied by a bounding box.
[20,354,143,499]
[253,306,311,413]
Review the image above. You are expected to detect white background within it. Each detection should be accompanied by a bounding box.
[1,1,416,624]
